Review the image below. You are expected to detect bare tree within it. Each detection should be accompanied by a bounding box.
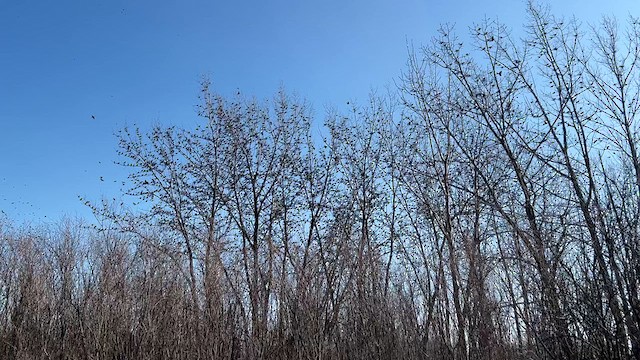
[3,4,640,359]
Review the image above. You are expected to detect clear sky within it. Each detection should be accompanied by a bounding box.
[1,0,638,224]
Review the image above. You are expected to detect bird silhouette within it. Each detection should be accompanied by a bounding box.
[91,115,96,120]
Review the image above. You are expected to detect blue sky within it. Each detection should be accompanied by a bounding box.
[1,0,638,224]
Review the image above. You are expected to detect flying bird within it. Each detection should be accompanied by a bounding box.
[91,115,96,120]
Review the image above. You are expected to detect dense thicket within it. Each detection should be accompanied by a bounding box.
[2,4,640,359]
